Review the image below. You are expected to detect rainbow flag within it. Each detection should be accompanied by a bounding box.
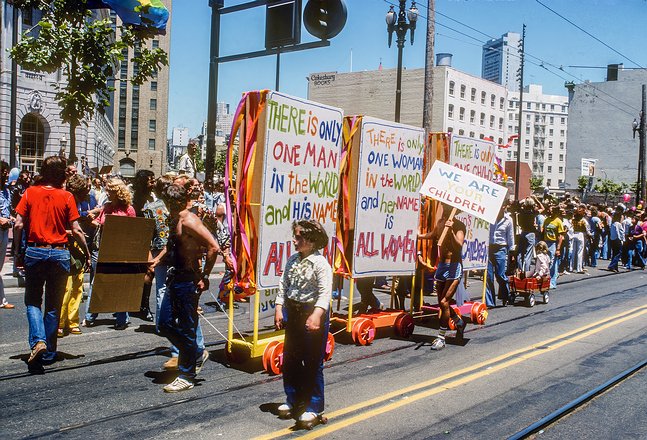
[87,0,169,33]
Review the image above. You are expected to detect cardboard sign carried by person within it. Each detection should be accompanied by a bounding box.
[420,161,507,225]
[89,215,155,313]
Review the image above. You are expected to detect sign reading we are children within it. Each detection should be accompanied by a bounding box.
[258,91,343,289]
[352,117,425,277]
[450,135,502,269]
[420,161,507,225]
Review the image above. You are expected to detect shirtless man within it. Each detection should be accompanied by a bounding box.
[418,203,466,350]
[158,184,221,392]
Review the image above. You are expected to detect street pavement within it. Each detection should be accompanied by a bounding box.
[1,261,646,439]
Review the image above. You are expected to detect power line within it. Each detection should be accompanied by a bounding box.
[383,0,641,115]
[535,0,645,69]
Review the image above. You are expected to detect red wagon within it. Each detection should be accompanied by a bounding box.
[508,276,550,307]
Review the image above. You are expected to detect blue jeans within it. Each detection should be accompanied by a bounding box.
[546,240,559,288]
[608,240,623,270]
[84,249,128,326]
[157,278,204,357]
[159,280,203,381]
[282,301,329,414]
[486,246,510,307]
[24,246,70,363]
[634,240,647,267]
[517,232,535,273]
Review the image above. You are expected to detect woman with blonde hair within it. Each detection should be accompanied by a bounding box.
[83,178,136,330]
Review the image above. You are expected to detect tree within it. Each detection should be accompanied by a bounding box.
[593,178,623,204]
[215,147,238,181]
[577,175,589,197]
[10,0,168,163]
[530,176,544,193]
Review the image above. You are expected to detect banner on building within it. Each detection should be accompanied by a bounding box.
[581,158,597,177]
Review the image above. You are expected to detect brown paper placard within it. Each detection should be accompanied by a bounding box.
[89,215,155,313]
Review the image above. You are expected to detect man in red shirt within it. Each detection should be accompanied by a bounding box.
[14,156,90,374]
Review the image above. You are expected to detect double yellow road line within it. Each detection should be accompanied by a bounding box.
[254,305,647,440]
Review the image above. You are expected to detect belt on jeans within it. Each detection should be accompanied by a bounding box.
[27,242,67,249]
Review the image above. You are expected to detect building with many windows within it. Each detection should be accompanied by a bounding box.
[111,0,171,178]
[430,63,508,145]
[565,66,646,188]
[482,32,521,92]
[308,58,508,144]
[506,84,569,188]
[0,2,115,173]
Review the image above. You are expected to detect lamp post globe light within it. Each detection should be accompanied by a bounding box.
[386,0,418,123]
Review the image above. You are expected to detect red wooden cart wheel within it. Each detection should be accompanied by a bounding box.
[394,313,415,338]
[225,345,246,365]
[470,302,487,325]
[352,318,376,345]
[268,342,284,375]
[262,340,280,373]
[447,305,462,330]
[324,333,335,361]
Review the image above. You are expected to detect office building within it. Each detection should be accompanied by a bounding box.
[111,0,172,178]
[482,32,521,92]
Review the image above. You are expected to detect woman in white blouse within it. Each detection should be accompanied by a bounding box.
[274,219,332,429]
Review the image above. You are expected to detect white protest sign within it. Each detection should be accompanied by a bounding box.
[257,91,343,289]
[449,135,500,269]
[352,117,425,277]
[249,289,278,322]
[420,161,507,225]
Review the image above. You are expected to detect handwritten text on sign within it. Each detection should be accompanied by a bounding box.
[352,117,425,277]
[420,161,507,225]
[450,135,501,270]
[258,92,343,289]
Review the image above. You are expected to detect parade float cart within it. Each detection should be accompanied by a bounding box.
[331,115,426,345]
[508,275,550,307]
[416,159,508,330]
[222,90,340,373]
[89,215,155,313]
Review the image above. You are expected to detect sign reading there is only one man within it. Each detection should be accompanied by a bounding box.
[257,91,343,289]
[420,161,507,225]
[352,116,425,277]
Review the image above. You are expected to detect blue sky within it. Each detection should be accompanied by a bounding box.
[167,0,647,137]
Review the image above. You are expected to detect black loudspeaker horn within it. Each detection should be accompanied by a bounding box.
[303,0,347,40]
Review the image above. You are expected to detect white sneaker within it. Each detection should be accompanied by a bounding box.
[430,337,446,351]
[277,403,292,419]
[163,377,194,393]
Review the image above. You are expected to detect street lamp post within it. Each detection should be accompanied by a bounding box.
[386,1,418,123]
[59,135,67,159]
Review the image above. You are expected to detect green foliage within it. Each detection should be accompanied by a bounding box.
[593,179,623,196]
[529,176,544,193]
[215,146,239,179]
[194,149,205,173]
[577,176,589,192]
[10,0,168,161]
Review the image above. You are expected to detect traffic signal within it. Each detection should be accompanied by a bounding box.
[266,0,302,49]
[303,0,347,40]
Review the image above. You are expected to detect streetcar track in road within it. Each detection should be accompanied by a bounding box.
[0,282,642,384]
[507,357,647,439]
[2,280,645,437]
[253,305,647,439]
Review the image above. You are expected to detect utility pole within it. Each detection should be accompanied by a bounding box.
[422,0,434,132]
[9,4,19,169]
[205,0,223,185]
[641,85,646,203]
[514,24,526,201]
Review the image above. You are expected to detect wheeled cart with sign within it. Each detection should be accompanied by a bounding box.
[222,90,342,375]
[329,278,415,346]
[508,276,550,307]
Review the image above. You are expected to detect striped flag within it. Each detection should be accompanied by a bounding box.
[87,0,169,33]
